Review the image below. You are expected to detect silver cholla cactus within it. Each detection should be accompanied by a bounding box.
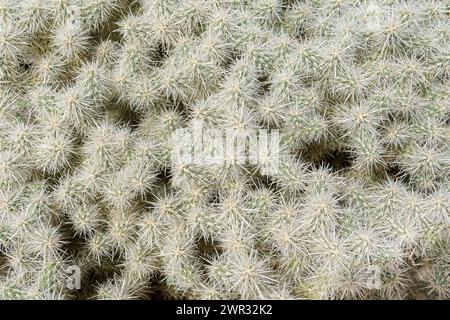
[0,0,449,300]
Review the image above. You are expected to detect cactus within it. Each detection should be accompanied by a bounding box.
[0,0,448,300]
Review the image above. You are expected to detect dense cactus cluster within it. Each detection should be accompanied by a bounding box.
[0,0,449,300]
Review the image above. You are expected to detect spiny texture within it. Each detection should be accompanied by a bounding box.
[0,0,449,300]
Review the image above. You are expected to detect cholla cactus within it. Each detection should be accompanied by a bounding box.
[0,0,449,300]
